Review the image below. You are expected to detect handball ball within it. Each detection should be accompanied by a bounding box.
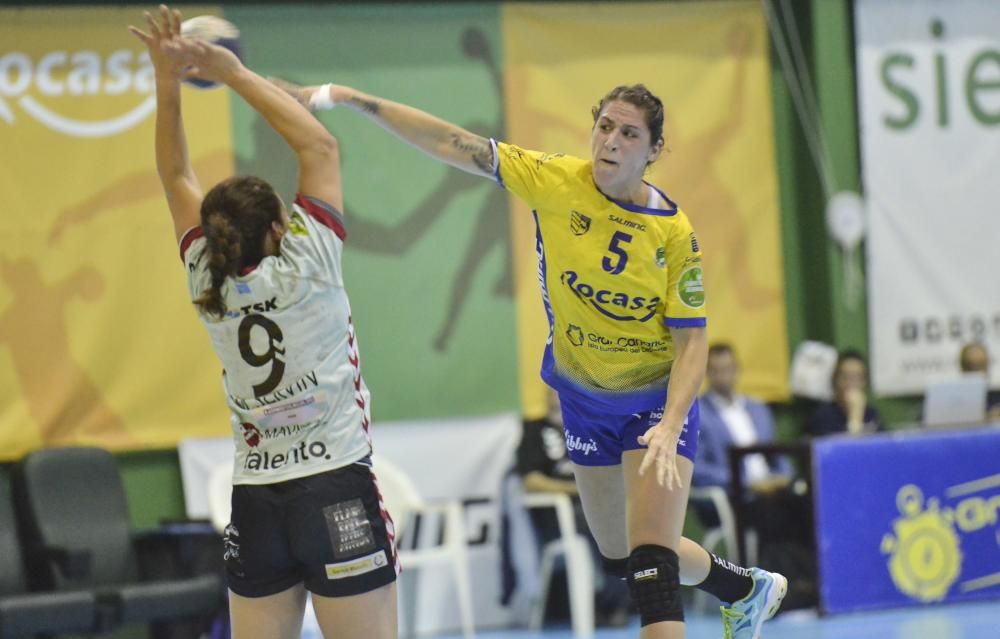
[179,15,241,89]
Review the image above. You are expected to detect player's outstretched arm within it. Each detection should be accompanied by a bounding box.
[271,78,495,179]
[162,21,342,210]
[129,5,202,241]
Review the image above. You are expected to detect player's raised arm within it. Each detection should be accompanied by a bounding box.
[129,5,202,241]
[271,79,495,179]
[164,21,342,210]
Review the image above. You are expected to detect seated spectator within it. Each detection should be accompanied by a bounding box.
[694,343,792,498]
[515,391,631,627]
[808,348,883,436]
[959,341,1000,419]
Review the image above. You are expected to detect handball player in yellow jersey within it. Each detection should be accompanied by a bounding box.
[274,79,786,639]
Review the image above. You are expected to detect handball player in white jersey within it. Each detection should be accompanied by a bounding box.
[130,7,397,638]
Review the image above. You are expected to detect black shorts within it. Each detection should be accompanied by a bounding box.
[223,459,398,598]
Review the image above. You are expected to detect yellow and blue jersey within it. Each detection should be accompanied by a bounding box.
[494,140,706,412]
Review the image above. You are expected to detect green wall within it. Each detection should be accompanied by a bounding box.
[768,0,921,437]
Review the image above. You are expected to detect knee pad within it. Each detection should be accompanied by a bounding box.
[627,544,683,626]
[600,554,629,581]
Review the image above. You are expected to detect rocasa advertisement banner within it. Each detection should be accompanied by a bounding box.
[856,0,1000,394]
[814,428,1000,613]
[0,7,234,458]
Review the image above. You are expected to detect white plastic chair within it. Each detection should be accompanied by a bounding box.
[206,464,233,534]
[372,456,475,639]
[689,486,738,561]
[522,492,594,639]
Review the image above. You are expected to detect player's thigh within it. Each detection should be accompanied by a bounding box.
[572,462,628,558]
[312,581,398,639]
[229,584,307,639]
[622,450,693,550]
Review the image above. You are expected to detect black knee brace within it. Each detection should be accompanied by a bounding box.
[600,554,629,581]
[627,544,684,626]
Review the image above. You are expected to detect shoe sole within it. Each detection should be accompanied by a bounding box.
[751,572,788,639]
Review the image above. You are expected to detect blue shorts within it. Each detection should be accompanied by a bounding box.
[560,395,700,466]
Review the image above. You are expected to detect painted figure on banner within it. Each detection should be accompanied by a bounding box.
[0,257,132,445]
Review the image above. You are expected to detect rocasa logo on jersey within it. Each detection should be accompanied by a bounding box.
[0,46,155,137]
[560,270,660,322]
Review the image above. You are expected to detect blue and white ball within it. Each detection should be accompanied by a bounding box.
[180,15,242,89]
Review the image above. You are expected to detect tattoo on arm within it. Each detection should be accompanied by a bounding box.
[349,96,380,115]
[450,133,495,174]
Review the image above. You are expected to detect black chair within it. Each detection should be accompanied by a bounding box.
[13,447,223,632]
[0,470,110,638]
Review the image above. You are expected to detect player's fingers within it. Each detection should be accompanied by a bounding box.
[655,457,666,487]
[637,426,656,446]
[662,459,675,490]
[144,11,161,39]
[128,26,152,44]
[170,8,183,37]
[638,446,657,477]
[674,465,683,489]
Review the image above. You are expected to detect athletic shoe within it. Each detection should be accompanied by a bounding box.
[720,567,788,639]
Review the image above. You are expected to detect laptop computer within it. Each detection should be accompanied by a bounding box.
[922,375,988,428]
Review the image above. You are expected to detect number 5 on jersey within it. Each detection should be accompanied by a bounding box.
[602,231,632,275]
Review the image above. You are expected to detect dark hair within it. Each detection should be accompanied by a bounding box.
[193,176,283,318]
[959,341,988,371]
[591,84,665,147]
[708,342,735,358]
[832,348,867,383]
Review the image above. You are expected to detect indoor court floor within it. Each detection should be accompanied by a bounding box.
[432,599,998,639]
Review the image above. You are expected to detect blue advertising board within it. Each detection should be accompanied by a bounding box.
[814,426,1000,613]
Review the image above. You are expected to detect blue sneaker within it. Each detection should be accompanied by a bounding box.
[720,567,787,639]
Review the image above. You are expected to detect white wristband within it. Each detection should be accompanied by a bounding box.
[309,84,337,111]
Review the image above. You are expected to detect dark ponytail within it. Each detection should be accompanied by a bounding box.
[194,213,242,318]
[193,176,283,319]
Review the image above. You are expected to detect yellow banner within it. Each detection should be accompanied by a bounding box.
[503,1,789,416]
[0,7,233,458]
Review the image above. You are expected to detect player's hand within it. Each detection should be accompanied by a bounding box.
[128,5,187,80]
[168,37,242,85]
[638,421,683,490]
[269,78,351,111]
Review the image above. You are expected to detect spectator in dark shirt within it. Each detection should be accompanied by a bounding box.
[808,349,883,437]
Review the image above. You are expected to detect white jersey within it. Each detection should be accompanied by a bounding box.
[180,195,372,485]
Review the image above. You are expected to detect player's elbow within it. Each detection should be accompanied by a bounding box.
[312,131,339,159]
[301,132,339,165]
